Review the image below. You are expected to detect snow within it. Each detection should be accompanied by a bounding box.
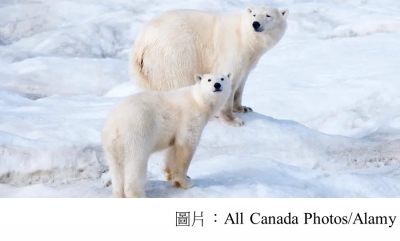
[1,0,400,198]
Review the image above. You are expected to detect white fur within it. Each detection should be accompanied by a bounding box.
[129,6,289,127]
[102,73,231,198]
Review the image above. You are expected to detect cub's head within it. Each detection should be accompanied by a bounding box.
[195,73,232,102]
[244,6,289,34]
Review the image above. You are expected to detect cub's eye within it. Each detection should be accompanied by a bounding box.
[208,79,211,82]
[253,14,256,17]
[221,78,224,81]
[266,14,271,18]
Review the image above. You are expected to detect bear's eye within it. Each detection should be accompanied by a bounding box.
[266,14,271,18]
[221,78,224,81]
[253,14,256,17]
[208,79,211,82]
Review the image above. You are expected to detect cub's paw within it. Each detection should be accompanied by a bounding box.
[172,176,195,189]
[233,106,253,113]
[164,167,172,181]
[221,117,244,127]
[113,191,125,198]
[124,190,147,198]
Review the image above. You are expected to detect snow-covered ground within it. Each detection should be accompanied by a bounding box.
[1,0,400,198]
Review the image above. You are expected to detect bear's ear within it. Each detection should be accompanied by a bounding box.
[279,8,289,20]
[195,74,202,83]
[246,7,252,14]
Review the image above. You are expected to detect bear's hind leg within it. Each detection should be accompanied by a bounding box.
[104,145,125,198]
[109,162,125,198]
[123,153,149,198]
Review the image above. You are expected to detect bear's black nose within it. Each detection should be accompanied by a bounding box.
[214,83,221,89]
[252,21,261,30]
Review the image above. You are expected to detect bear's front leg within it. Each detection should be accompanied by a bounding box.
[164,146,174,181]
[171,144,195,189]
[217,92,244,127]
[233,76,253,113]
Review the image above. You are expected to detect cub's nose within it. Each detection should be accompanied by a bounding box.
[214,83,221,90]
[252,21,261,30]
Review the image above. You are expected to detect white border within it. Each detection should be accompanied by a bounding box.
[0,199,398,241]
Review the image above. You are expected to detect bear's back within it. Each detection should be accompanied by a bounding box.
[147,8,226,33]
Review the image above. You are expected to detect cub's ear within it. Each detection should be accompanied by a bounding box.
[279,8,289,20]
[246,7,252,14]
[195,74,202,83]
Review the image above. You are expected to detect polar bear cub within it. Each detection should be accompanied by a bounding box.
[102,73,232,198]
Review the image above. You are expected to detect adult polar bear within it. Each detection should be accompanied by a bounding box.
[129,6,289,127]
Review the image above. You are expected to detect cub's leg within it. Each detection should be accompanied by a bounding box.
[103,141,125,198]
[123,149,150,198]
[109,161,125,198]
[171,144,196,189]
[164,146,174,181]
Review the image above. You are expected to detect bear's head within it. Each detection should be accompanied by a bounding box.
[244,6,289,34]
[194,73,232,103]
